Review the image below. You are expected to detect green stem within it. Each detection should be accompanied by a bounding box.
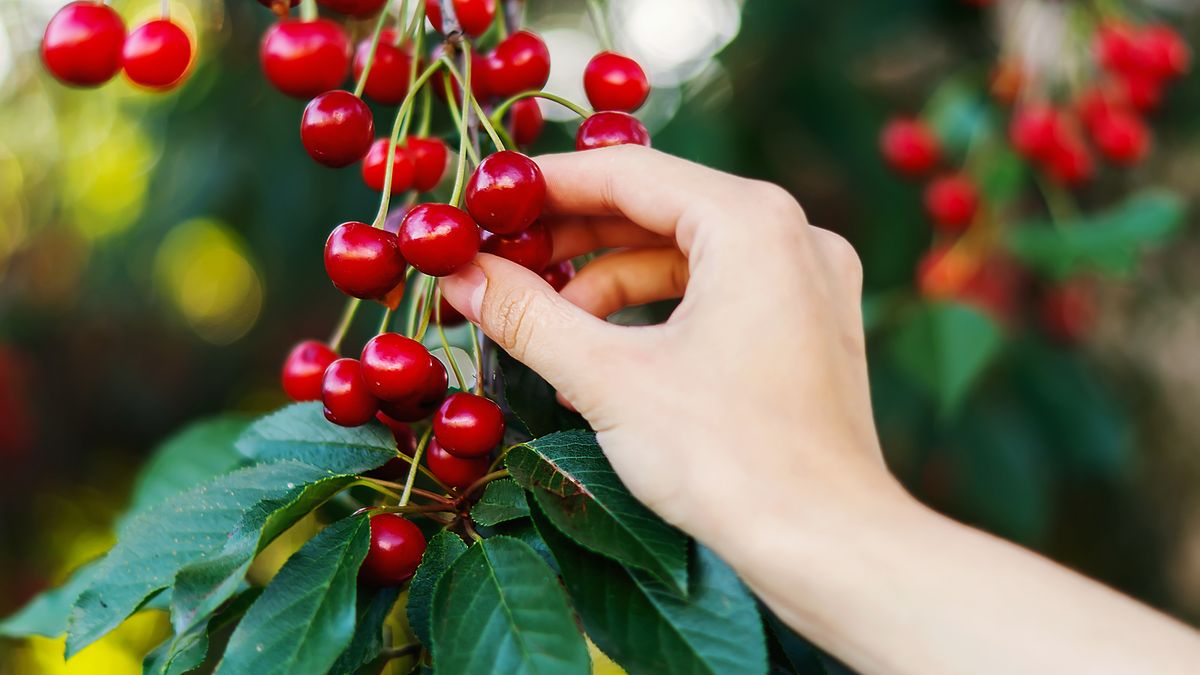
[441,56,507,152]
[442,81,481,166]
[405,275,431,337]
[353,5,394,98]
[491,90,591,127]
[462,469,509,499]
[585,0,613,52]
[413,278,438,342]
[399,427,434,507]
[377,307,394,334]
[329,298,363,353]
[417,86,433,136]
[373,58,447,226]
[467,320,483,395]
[435,294,469,390]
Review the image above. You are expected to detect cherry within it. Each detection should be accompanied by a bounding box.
[407,136,449,191]
[486,31,551,98]
[260,19,350,99]
[318,0,388,17]
[426,438,490,490]
[1009,105,1063,162]
[508,98,544,146]
[576,112,651,151]
[1039,283,1096,345]
[1089,109,1150,165]
[434,392,505,458]
[281,340,338,402]
[481,222,553,273]
[1044,137,1094,186]
[430,46,491,104]
[465,151,546,234]
[374,413,419,454]
[923,174,978,233]
[584,52,650,112]
[915,246,1021,324]
[353,30,413,105]
[1139,24,1190,81]
[541,260,576,292]
[358,514,427,586]
[41,2,125,87]
[360,333,437,402]
[1114,72,1163,112]
[425,0,497,37]
[362,139,416,194]
[397,204,481,277]
[436,296,467,326]
[121,19,193,91]
[377,357,448,422]
[322,358,379,427]
[1094,21,1139,75]
[324,222,407,299]
[879,118,940,177]
[301,91,375,167]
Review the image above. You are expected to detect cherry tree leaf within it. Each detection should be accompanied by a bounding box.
[470,478,530,526]
[236,402,397,474]
[407,530,467,648]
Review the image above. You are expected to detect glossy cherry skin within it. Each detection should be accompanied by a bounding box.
[923,174,979,233]
[41,2,125,87]
[301,91,375,167]
[486,31,551,98]
[541,260,575,292]
[508,98,544,146]
[377,358,448,422]
[319,0,388,17]
[353,30,413,105]
[425,0,496,37]
[360,333,437,402]
[362,139,416,194]
[465,151,546,234]
[122,20,193,90]
[281,340,338,402]
[426,438,491,490]
[407,136,449,191]
[260,19,350,98]
[434,392,505,458]
[879,118,940,177]
[1089,109,1150,165]
[481,222,553,272]
[322,358,379,427]
[398,204,481,277]
[359,514,427,586]
[1009,105,1064,162]
[324,222,407,299]
[584,52,650,112]
[576,112,651,150]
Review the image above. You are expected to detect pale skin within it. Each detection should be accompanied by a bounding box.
[440,145,1200,675]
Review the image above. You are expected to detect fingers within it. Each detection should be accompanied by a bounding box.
[560,248,690,318]
[545,215,674,263]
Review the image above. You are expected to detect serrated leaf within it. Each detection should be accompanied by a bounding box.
[129,416,250,517]
[506,431,688,595]
[407,530,467,647]
[236,402,397,474]
[216,517,371,675]
[0,559,101,638]
[470,479,530,526]
[497,350,588,437]
[329,586,403,675]
[890,302,1002,417]
[431,536,590,675]
[143,588,262,675]
[532,504,766,675]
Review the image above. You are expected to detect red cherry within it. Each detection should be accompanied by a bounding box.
[465,151,546,234]
[541,260,576,292]
[434,393,505,458]
[377,358,448,422]
[508,98,544,146]
[1089,109,1150,165]
[360,333,437,402]
[1139,24,1191,81]
[923,174,979,232]
[397,204,481,277]
[260,19,350,99]
[41,2,125,87]
[359,514,427,586]
[1009,105,1063,162]
[425,0,496,37]
[1114,71,1163,112]
[1040,283,1096,345]
[436,296,467,326]
[1094,21,1139,74]
[1044,137,1094,186]
[426,438,490,490]
[319,0,388,17]
[281,340,338,402]
[486,31,551,98]
[324,222,407,299]
[353,30,413,105]
[576,112,651,150]
[322,358,379,427]
[407,136,449,191]
[481,222,553,272]
[374,413,419,453]
[879,118,940,176]
[362,139,416,194]
[301,90,375,167]
[584,52,650,112]
[122,19,192,90]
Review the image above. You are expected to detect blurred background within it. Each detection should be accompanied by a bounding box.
[2,0,1200,670]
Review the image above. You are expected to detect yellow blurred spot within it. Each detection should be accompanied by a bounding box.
[8,611,170,675]
[589,636,627,675]
[61,117,154,242]
[154,217,263,345]
[247,514,321,585]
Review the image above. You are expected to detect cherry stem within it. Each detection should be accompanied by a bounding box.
[365,456,452,494]
[585,0,614,52]
[441,57,507,152]
[487,444,512,472]
[373,58,446,227]
[413,277,438,342]
[161,0,170,19]
[300,0,318,21]
[399,426,434,507]
[353,4,395,99]
[329,297,363,353]
[367,478,454,504]
[377,306,394,334]
[491,90,591,126]
[403,274,428,337]
[442,76,481,167]
[460,469,510,500]
[466,320,483,395]
[434,293,469,391]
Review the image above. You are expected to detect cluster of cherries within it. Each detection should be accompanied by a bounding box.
[42,1,194,91]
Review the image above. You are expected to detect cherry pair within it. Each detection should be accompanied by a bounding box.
[321,333,448,427]
[43,1,192,90]
[362,136,450,194]
[1008,105,1095,185]
[879,118,979,231]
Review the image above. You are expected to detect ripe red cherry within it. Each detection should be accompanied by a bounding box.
[434,392,505,458]
[362,139,416,194]
[481,222,553,272]
[508,98,544,146]
[407,136,449,191]
[425,0,496,37]
[1089,109,1150,165]
[465,151,546,234]
[324,222,407,298]
[322,358,379,427]
[1139,24,1191,81]
[121,19,193,90]
[923,174,979,232]
[281,340,338,402]
[1114,72,1163,112]
[398,204,481,276]
[576,112,651,150]
[486,31,551,98]
[1044,138,1094,186]
[353,30,413,105]
[1009,105,1063,161]
[41,2,125,87]
[879,118,940,176]
[318,0,388,17]
[260,19,350,98]
[1094,21,1139,74]
[360,333,437,402]
[301,91,375,167]
[541,260,575,291]
[426,438,491,490]
[584,52,650,112]
[359,514,427,587]
[378,358,448,422]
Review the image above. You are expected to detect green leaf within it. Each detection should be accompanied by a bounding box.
[143,588,262,675]
[216,517,371,675]
[407,530,467,647]
[1005,190,1186,280]
[531,504,767,675]
[236,402,397,474]
[763,609,829,675]
[890,302,1003,417]
[329,586,402,675]
[431,536,590,675]
[128,416,250,517]
[505,431,688,595]
[497,350,588,437]
[0,560,101,638]
[66,461,355,656]
[470,479,530,526]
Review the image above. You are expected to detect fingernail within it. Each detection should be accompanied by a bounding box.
[439,262,487,323]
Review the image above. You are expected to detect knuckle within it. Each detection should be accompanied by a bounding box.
[822,231,864,287]
[489,286,541,356]
[746,180,805,220]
